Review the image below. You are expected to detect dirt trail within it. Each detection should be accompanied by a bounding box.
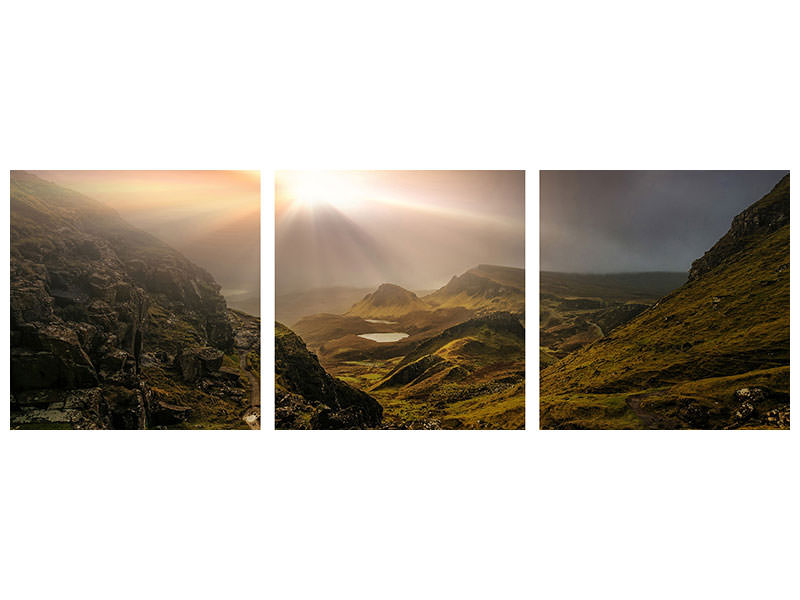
[240,352,260,429]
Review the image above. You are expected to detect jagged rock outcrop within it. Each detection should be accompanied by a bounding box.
[176,347,225,382]
[689,174,789,281]
[10,171,251,429]
[275,322,383,429]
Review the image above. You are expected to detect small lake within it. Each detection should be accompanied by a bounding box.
[358,333,409,343]
[364,319,399,324]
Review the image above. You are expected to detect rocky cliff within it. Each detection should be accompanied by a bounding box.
[10,171,257,429]
[275,322,383,429]
[689,174,789,281]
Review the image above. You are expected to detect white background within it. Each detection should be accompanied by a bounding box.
[1,1,798,599]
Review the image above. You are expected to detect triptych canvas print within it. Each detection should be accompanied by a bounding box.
[9,169,790,430]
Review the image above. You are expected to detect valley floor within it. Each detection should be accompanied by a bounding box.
[329,359,525,430]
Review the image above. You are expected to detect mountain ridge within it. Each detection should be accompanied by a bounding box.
[425,264,525,315]
[540,174,790,429]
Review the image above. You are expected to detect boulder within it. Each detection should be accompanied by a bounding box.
[102,385,147,430]
[733,387,767,403]
[150,399,192,426]
[731,387,768,424]
[11,324,98,392]
[206,315,235,351]
[88,273,117,302]
[10,281,54,325]
[98,349,134,374]
[176,346,225,382]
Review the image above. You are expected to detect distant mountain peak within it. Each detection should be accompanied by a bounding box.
[346,282,429,318]
[375,282,414,294]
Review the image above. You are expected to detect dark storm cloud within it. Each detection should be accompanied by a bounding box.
[540,170,789,273]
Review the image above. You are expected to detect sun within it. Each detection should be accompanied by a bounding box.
[277,171,363,211]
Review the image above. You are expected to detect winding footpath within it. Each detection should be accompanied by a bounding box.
[240,352,261,429]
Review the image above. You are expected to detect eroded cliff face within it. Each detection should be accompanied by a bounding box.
[689,174,789,281]
[10,171,254,429]
[275,322,383,429]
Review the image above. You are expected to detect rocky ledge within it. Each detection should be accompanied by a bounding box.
[689,174,789,281]
[10,171,258,429]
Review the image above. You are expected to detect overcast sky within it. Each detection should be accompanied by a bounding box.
[540,170,788,273]
[276,171,525,293]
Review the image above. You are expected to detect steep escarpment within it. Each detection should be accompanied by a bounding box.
[689,175,789,281]
[275,323,383,429]
[541,174,790,429]
[10,171,256,429]
[424,265,525,316]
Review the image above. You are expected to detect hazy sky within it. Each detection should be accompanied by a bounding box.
[276,171,525,293]
[32,170,261,314]
[540,170,788,273]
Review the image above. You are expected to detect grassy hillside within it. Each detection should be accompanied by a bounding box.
[541,175,789,429]
[278,265,526,430]
[540,271,686,366]
[363,312,525,429]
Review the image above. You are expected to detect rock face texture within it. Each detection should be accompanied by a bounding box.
[689,175,790,281]
[275,322,383,429]
[176,347,225,382]
[10,171,256,429]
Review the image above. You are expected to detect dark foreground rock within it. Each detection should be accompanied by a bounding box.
[10,171,255,429]
[275,322,383,429]
[176,347,225,382]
